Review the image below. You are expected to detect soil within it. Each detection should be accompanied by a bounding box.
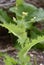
[0,0,16,9]
[25,0,44,8]
[0,0,44,65]
[0,50,44,65]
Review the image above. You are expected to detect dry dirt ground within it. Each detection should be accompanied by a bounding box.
[0,0,16,8]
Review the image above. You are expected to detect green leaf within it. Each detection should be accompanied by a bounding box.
[0,23,26,39]
[16,0,24,6]
[0,9,14,23]
[10,2,44,21]
[19,35,44,57]
[4,54,17,65]
[32,8,44,21]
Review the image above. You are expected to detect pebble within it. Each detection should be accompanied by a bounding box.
[30,54,34,57]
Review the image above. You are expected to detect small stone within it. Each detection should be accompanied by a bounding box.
[40,63,43,65]
[30,54,33,57]
[10,0,15,2]
[40,56,43,59]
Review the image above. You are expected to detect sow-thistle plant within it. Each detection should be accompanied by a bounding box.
[22,12,28,16]
[0,0,44,65]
